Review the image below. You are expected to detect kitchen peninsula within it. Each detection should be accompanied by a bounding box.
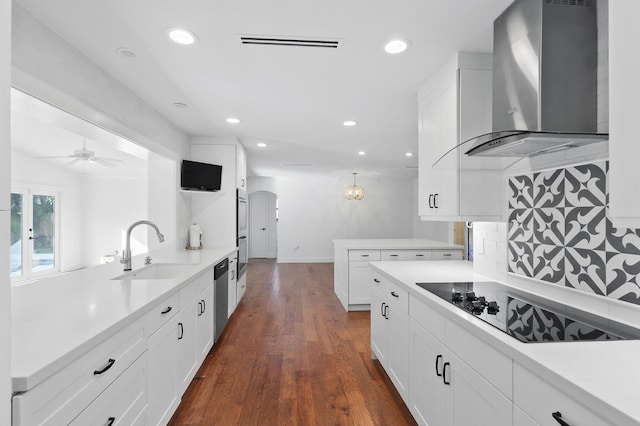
[333,239,464,311]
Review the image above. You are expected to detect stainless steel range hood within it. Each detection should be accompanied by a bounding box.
[465,0,608,158]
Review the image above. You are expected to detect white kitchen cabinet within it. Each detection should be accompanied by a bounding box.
[69,353,147,426]
[370,273,410,402]
[236,144,247,190]
[348,261,376,305]
[176,302,198,396]
[11,319,146,426]
[228,256,237,317]
[609,1,640,227]
[197,282,214,360]
[418,52,503,222]
[237,272,247,303]
[334,242,463,312]
[409,318,512,426]
[513,363,609,426]
[513,406,538,426]
[147,309,180,425]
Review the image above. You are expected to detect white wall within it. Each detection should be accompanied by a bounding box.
[248,175,418,262]
[11,147,85,271]
[82,177,148,267]
[1,0,11,422]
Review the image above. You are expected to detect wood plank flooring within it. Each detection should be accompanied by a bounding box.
[168,259,416,426]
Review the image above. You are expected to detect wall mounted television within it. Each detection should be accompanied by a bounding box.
[181,160,223,192]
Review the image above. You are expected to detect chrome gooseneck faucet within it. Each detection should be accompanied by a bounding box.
[121,220,165,271]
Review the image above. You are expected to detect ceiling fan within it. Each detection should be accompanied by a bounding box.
[37,137,125,168]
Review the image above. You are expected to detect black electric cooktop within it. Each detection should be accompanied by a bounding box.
[416,281,629,344]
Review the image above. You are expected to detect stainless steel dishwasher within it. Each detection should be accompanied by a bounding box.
[214,258,229,343]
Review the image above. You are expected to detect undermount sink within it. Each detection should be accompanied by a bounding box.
[111,263,194,281]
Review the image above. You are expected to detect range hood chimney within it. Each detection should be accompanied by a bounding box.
[465,0,607,157]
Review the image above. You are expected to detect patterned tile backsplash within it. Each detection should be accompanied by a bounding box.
[507,161,640,305]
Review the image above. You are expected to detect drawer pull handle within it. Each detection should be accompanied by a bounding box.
[94,359,116,375]
[383,304,389,319]
[390,254,398,257]
[391,291,399,298]
[361,254,369,257]
[552,412,571,426]
[178,322,184,340]
[442,362,450,385]
[380,302,385,317]
[373,278,380,283]
[435,355,443,377]
[107,417,116,426]
[443,254,452,257]
[161,306,172,315]
[416,254,424,257]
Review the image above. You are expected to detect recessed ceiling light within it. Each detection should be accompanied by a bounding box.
[384,39,410,54]
[116,47,137,58]
[167,28,198,45]
[173,102,189,108]
[226,118,240,124]
[257,142,268,147]
[343,120,357,127]
[405,152,414,157]
[358,151,366,156]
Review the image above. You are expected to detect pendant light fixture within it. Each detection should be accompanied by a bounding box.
[345,172,365,200]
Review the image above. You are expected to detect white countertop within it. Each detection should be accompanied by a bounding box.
[333,238,463,250]
[11,247,236,392]
[370,260,640,425]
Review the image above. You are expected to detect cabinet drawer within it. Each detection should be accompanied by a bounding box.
[431,250,463,260]
[383,279,409,315]
[405,250,432,260]
[12,320,145,426]
[409,295,445,343]
[348,250,380,261]
[70,353,147,425]
[381,250,407,261]
[445,320,512,399]
[144,291,180,336]
[514,364,609,426]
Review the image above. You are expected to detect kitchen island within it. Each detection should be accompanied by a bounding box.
[370,260,640,426]
[11,247,236,425]
[333,238,463,311]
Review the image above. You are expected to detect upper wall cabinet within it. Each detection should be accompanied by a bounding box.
[236,145,247,190]
[418,53,503,222]
[609,1,640,228]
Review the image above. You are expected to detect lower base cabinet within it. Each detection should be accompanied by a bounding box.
[147,314,180,425]
[513,364,609,426]
[408,319,511,426]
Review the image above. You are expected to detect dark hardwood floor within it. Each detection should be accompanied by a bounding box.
[168,259,416,425]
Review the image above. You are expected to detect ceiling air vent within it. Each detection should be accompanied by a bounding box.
[240,35,342,49]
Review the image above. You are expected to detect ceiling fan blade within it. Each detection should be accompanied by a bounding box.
[36,155,76,159]
[91,157,120,167]
[67,158,82,166]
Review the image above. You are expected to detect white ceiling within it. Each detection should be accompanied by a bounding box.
[11,89,149,178]
[15,0,513,178]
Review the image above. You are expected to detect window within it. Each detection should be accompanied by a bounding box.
[11,188,59,282]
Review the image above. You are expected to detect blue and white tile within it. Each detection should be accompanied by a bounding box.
[508,241,533,277]
[508,209,533,243]
[532,245,564,283]
[508,175,534,209]
[533,168,564,208]
[606,217,640,255]
[565,248,606,296]
[533,208,564,246]
[565,161,607,207]
[565,207,606,250]
[606,252,640,305]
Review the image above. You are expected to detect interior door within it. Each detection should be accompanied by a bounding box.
[249,191,277,258]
